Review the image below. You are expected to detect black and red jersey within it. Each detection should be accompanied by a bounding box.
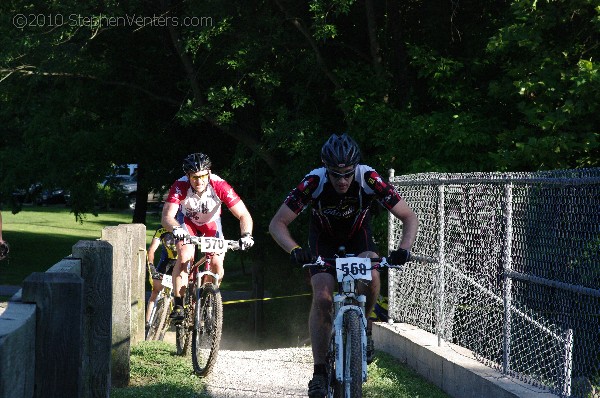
[283,165,402,241]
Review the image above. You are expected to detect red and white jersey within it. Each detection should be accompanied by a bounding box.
[165,174,241,227]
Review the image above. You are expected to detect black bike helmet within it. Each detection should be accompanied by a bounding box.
[321,133,361,168]
[0,241,9,261]
[161,232,177,253]
[182,153,212,174]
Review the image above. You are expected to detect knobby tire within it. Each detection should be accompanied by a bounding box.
[192,283,223,376]
[156,293,172,341]
[146,293,170,341]
[330,310,363,398]
[176,289,194,356]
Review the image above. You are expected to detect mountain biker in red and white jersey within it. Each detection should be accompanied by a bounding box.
[161,152,254,321]
[269,133,418,398]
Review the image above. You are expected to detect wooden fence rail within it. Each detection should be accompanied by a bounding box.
[0,224,146,398]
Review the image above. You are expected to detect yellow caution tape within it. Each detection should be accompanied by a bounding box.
[222,293,311,305]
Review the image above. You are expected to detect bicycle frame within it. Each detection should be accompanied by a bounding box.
[176,235,241,375]
[146,270,175,341]
[332,279,369,384]
[306,250,405,398]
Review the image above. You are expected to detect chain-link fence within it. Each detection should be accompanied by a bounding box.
[388,168,600,398]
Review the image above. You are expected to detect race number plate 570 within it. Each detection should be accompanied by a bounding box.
[335,257,372,282]
[200,237,227,253]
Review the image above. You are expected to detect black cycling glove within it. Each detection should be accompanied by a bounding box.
[0,241,9,261]
[290,246,313,265]
[389,248,411,265]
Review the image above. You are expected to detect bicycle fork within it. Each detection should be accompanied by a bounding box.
[333,294,368,384]
[196,270,220,329]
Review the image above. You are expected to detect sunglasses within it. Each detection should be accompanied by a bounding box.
[189,173,209,181]
[327,168,355,180]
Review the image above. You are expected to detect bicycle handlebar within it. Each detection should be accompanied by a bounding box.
[302,252,437,269]
[182,235,242,251]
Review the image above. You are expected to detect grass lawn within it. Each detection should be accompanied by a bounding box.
[0,205,163,286]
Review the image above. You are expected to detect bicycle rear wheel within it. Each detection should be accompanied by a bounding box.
[192,283,223,376]
[176,289,194,356]
[335,310,363,398]
[146,292,169,341]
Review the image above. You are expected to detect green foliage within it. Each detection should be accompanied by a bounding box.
[486,0,600,170]
[1,0,598,233]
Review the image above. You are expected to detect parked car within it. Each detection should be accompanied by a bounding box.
[12,183,70,205]
[36,187,71,205]
[101,174,167,209]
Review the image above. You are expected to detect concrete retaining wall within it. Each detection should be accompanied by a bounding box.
[373,322,559,398]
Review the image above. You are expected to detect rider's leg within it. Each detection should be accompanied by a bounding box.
[308,272,335,397]
[309,272,336,365]
[358,251,381,364]
[208,252,225,285]
[173,241,194,299]
[357,251,381,321]
[146,278,163,323]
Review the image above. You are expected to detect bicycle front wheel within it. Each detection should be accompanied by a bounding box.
[338,310,363,398]
[156,292,173,341]
[176,290,194,356]
[146,292,169,341]
[192,283,223,376]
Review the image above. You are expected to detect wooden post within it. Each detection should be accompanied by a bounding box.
[0,301,36,398]
[120,223,146,345]
[100,226,131,388]
[22,271,84,398]
[73,239,113,398]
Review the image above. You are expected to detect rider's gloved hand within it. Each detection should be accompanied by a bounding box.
[239,233,254,250]
[0,241,9,261]
[172,226,186,239]
[148,263,160,279]
[290,246,312,265]
[389,248,411,265]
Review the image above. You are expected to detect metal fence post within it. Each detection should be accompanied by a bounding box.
[388,168,396,318]
[563,329,573,397]
[502,183,513,374]
[436,184,445,346]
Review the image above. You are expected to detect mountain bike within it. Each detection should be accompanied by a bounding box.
[175,235,241,377]
[145,261,175,341]
[304,247,426,398]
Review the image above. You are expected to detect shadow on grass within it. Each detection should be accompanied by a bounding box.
[0,230,94,285]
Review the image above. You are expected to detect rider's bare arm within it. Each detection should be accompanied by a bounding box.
[269,204,301,253]
[147,238,160,264]
[388,198,418,250]
[161,202,181,232]
[228,200,253,236]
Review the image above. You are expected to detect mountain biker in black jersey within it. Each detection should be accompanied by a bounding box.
[269,133,418,398]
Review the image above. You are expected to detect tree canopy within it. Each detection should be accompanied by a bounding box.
[1,0,598,232]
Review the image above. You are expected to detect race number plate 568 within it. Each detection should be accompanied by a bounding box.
[335,257,372,282]
[200,237,227,253]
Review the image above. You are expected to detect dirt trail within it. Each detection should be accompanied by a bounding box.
[164,331,314,397]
